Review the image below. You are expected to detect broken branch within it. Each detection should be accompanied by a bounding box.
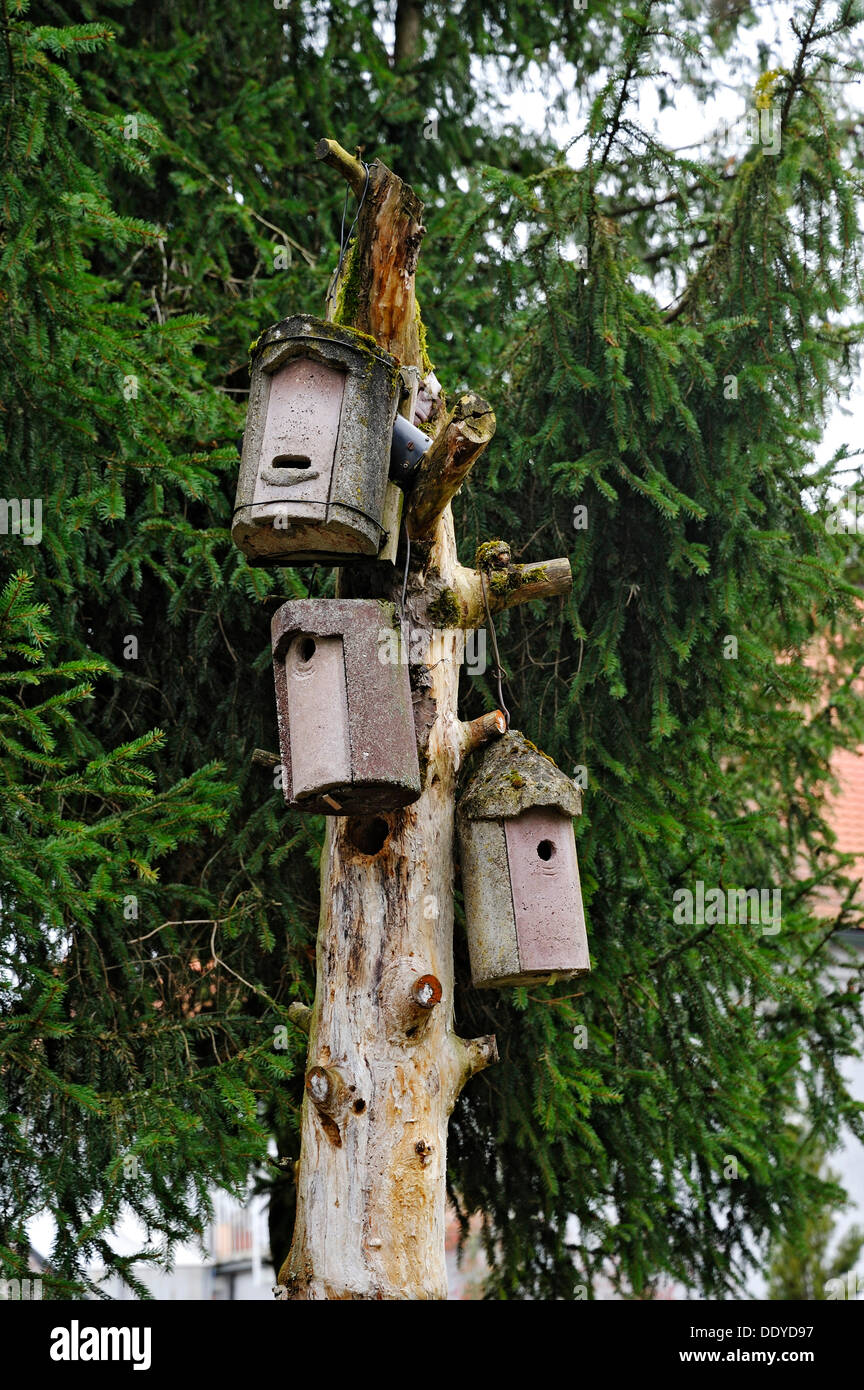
[453,1035,499,1100]
[448,549,573,627]
[314,137,367,198]
[405,393,496,540]
[316,142,425,363]
[457,710,507,762]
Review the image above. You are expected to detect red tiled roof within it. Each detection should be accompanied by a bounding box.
[801,618,864,923]
[820,746,864,916]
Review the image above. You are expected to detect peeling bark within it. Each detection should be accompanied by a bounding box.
[316,139,426,365]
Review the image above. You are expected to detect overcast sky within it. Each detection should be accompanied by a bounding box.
[482,2,864,486]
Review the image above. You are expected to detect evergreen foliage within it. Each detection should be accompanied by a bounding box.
[766,1141,864,1300]
[2,0,864,1298]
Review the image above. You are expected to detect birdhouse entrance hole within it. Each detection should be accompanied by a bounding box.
[272,454,312,470]
[537,839,556,861]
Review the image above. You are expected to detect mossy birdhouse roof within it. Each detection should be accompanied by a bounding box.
[457,729,582,821]
[251,314,396,368]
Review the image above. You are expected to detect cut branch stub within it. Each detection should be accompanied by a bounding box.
[288,1002,312,1035]
[450,549,573,627]
[382,962,444,1043]
[402,975,442,1041]
[458,710,508,764]
[492,557,573,608]
[412,974,443,1010]
[314,137,367,198]
[305,1064,363,1147]
[405,393,496,540]
[306,1064,353,1115]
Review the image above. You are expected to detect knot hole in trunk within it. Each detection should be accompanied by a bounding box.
[346,815,391,856]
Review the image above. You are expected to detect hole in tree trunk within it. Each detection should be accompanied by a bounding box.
[346,816,390,856]
[317,1114,341,1147]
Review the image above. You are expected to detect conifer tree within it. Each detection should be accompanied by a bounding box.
[0,9,295,1295]
[767,1142,864,1300]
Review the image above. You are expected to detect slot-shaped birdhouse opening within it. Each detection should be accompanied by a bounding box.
[232,316,402,566]
[271,598,422,816]
[272,454,313,470]
[457,731,590,989]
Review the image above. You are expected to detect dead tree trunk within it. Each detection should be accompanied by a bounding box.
[277,141,571,1300]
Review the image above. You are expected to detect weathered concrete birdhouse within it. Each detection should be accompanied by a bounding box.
[271,597,421,815]
[232,315,402,565]
[456,731,589,987]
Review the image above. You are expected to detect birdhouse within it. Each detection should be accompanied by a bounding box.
[271,597,421,815]
[233,315,402,566]
[456,731,589,987]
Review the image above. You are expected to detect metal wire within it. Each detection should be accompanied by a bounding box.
[479,568,510,730]
[325,160,371,309]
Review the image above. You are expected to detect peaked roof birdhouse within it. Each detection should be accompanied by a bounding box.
[271,597,421,816]
[457,731,589,988]
[232,315,402,566]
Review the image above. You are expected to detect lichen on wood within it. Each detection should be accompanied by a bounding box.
[414,297,434,376]
[476,539,510,571]
[458,730,583,821]
[426,586,462,628]
[451,553,573,626]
